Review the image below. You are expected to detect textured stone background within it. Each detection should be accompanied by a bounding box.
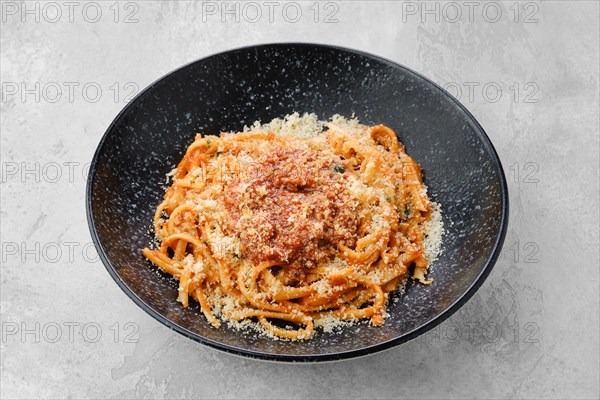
[1,1,598,399]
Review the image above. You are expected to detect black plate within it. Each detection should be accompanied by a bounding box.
[87,43,508,362]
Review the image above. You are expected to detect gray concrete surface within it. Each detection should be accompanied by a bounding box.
[1,1,598,399]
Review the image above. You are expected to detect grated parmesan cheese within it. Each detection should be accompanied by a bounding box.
[245,112,324,139]
[423,200,444,264]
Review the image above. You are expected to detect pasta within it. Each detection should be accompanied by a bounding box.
[143,114,442,340]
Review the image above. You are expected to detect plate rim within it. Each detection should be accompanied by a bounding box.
[86,42,509,362]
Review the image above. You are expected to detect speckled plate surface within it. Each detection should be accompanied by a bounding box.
[87,43,508,362]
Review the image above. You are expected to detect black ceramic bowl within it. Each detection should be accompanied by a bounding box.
[87,43,508,362]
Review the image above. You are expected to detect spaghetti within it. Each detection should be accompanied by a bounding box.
[143,114,441,340]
